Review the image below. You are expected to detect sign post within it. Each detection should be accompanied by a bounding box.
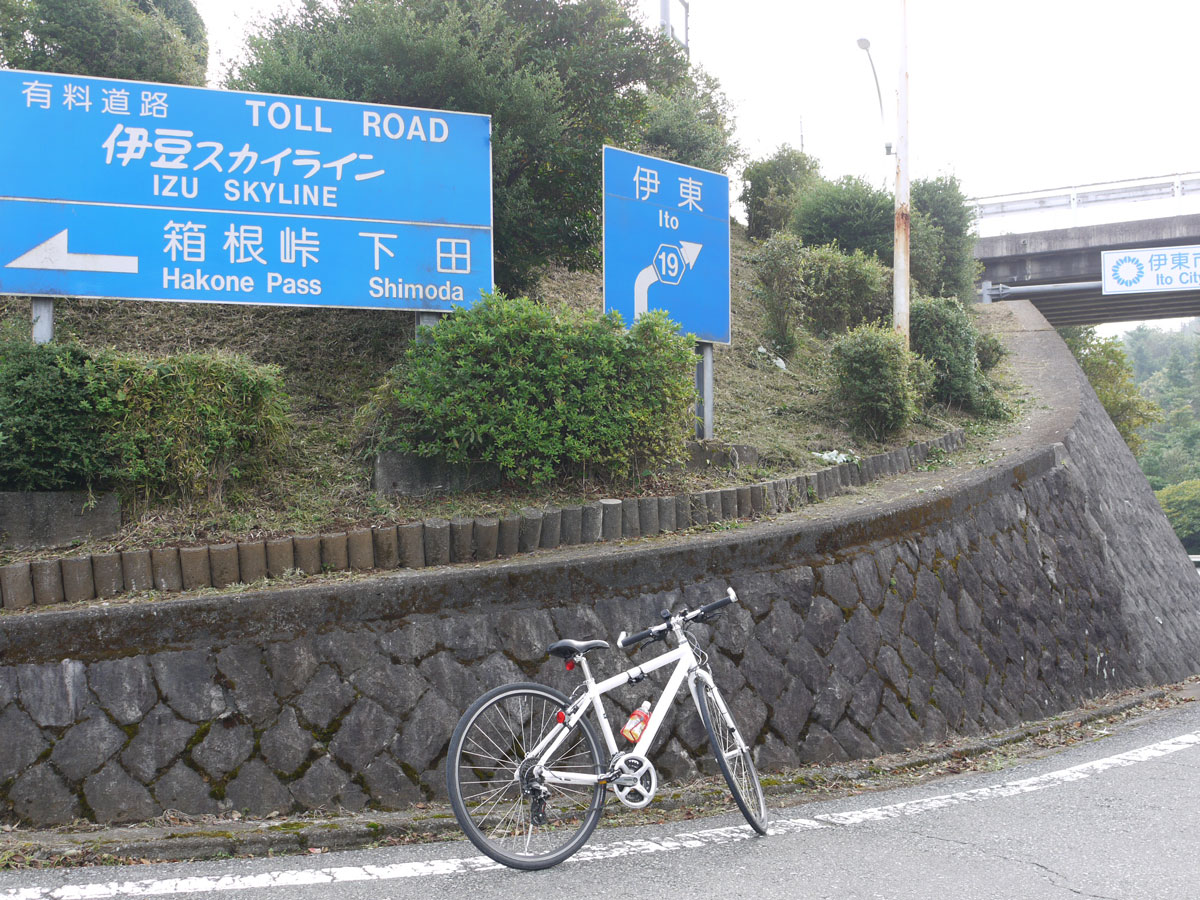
[602,146,730,439]
[0,69,494,331]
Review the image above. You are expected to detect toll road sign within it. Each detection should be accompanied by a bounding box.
[0,69,493,311]
[603,146,730,343]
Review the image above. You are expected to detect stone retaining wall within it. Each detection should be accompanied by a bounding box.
[1,301,1198,827]
[0,434,961,608]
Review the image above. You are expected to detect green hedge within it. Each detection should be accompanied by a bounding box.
[360,295,697,484]
[95,351,290,500]
[0,330,289,498]
[831,323,919,439]
[0,335,112,491]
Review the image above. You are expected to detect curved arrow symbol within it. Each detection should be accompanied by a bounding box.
[6,229,139,274]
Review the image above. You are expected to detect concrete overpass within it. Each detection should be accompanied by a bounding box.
[974,214,1200,327]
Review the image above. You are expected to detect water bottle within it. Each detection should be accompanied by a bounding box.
[621,700,652,743]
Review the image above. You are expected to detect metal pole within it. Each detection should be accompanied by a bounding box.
[695,342,713,441]
[416,310,443,341]
[893,0,910,347]
[31,298,54,344]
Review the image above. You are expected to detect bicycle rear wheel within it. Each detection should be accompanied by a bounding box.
[696,676,768,834]
[446,682,606,869]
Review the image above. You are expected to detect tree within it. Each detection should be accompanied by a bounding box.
[1155,479,1200,553]
[788,173,977,300]
[1060,326,1161,455]
[231,0,693,294]
[0,0,207,85]
[739,144,819,240]
[639,67,741,174]
[910,175,978,300]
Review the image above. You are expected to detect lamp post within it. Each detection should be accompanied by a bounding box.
[857,7,910,347]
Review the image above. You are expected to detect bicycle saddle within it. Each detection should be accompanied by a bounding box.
[547,639,610,659]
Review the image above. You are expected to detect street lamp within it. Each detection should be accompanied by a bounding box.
[857,6,910,347]
[856,38,891,156]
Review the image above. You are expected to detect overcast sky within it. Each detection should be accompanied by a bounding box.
[195,0,1200,198]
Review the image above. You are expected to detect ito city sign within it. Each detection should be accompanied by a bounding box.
[0,69,493,312]
[1102,244,1200,295]
[602,146,730,343]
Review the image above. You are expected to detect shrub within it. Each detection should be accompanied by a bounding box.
[0,328,289,498]
[750,232,806,358]
[361,296,696,483]
[831,324,916,439]
[910,296,1005,418]
[975,332,1007,373]
[0,332,112,491]
[791,176,893,262]
[95,351,290,501]
[799,244,892,336]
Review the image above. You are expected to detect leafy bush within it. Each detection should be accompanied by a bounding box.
[95,351,290,501]
[831,324,917,439]
[740,145,820,240]
[1156,479,1200,553]
[361,296,696,483]
[910,296,1005,417]
[0,333,112,491]
[0,329,289,498]
[750,232,806,358]
[791,176,894,262]
[975,332,1007,373]
[799,244,892,336]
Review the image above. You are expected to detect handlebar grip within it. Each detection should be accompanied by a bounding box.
[618,627,657,649]
[698,587,738,618]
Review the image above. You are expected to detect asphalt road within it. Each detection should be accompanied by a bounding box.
[5,701,1200,900]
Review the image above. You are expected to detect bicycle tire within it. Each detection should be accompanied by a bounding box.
[696,676,768,834]
[446,682,606,870]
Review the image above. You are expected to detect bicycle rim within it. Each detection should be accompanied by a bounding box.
[697,678,768,834]
[447,683,605,869]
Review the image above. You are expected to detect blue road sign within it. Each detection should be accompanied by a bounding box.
[0,69,493,312]
[603,146,730,344]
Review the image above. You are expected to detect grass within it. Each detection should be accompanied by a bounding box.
[0,223,998,564]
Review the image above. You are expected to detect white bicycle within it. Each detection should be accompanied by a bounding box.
[446,586,768,870]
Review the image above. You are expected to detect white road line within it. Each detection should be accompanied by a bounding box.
[5,729,1199,900]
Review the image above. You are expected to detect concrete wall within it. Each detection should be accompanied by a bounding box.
[2,301,1198,826]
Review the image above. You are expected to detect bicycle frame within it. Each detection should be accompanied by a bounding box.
[526,623,715,788]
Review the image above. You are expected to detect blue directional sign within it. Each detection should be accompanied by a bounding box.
[603,146,730,344]
[0,69,493,312]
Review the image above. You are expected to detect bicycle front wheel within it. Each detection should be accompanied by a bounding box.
[446,682,606,870]
[696,676,768,834]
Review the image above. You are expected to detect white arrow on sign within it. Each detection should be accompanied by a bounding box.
[678,240,703,269]
[6,230,139,274]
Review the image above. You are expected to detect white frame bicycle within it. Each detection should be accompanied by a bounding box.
[446,587,768,870]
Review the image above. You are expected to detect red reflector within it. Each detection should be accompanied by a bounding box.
[556,710,566,724]
[565,659,576,671]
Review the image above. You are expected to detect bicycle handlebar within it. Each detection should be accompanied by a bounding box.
[616,587,739,649]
